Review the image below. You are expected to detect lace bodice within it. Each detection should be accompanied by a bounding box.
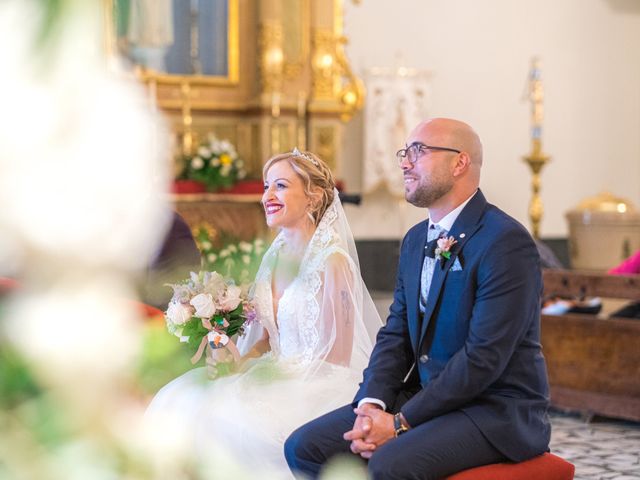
[237,191,380,374]
[251,204,345,365]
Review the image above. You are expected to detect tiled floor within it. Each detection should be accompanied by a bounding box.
[550,411,640,480]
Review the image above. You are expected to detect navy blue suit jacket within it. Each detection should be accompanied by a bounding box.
[354,190,550,462]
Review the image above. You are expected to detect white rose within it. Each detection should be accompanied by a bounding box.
[191,157,205,169]
[242,255,250,265]
[166,301,193,326]
[219,249,230,258]
[190,293,216,318]
[236,159,244,168]
[202,271,226,296]
[210,157,221,167]
[237,170,246,179]
[219,284,242,311]
[198,146,211,157]
[207,253,218,263]
[228,244,238,253]
[201,241,212,250]
[238,241,252,253]
[220,140,232,151]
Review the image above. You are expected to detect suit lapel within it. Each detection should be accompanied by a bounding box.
[408,221,429,354]
[418,190,488,344]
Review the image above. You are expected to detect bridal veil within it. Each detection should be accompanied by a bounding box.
[237,188,382,376]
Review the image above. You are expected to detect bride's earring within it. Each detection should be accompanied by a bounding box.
[306,210,315,223]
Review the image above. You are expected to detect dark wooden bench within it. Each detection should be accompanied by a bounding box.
[541,269,640,421]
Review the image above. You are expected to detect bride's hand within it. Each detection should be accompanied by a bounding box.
[205,346,235,379]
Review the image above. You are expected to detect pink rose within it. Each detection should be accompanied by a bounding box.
[435,236,457,259]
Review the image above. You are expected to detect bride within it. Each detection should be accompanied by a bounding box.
[146,149,382,477]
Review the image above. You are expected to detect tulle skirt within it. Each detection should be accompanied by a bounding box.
[145,353,361,479]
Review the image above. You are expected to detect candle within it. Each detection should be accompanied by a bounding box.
[528,57,544,141]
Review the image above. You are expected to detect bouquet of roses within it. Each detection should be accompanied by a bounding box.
[165,271,256,378]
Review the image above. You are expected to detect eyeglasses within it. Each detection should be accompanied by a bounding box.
[395,143,461,165]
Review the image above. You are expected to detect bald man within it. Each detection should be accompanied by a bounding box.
[285,119,550,479]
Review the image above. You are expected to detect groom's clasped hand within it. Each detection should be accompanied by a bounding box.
[344,403,393,459]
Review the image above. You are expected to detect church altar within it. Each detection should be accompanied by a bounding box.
[171,193,269,245]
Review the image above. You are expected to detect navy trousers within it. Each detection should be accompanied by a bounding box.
[285,404,507,480]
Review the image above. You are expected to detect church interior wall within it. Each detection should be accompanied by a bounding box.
[340,0,640,240]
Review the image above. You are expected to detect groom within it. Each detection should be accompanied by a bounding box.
[284,118,550,479]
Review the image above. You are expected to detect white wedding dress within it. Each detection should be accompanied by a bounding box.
[145,193,382,478]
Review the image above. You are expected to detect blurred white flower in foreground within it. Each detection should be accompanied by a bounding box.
[0,0,171,273]
[0,0,172,477]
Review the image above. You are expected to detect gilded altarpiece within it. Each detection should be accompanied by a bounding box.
[105,0,363,243]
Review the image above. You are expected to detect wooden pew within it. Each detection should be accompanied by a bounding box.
[541,269,640,421]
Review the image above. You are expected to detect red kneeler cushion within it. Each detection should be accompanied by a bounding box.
[446,453,575,480]
[129,300,165,323]
[0,277,20,291]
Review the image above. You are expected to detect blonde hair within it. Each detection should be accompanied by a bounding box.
[263,150,336,225]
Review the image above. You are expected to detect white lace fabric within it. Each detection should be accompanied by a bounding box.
[146,190,382,477]
[238,190,381,376]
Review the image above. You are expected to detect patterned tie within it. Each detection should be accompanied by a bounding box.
[419,224,446,313]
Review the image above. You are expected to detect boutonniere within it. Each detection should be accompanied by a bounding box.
[435,236,457,261]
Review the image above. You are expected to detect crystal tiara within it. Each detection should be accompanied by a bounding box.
[292,147,319,166]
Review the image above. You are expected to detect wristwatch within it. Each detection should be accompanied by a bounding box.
[393,412,409,437]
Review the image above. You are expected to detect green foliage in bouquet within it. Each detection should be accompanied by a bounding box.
[177,302,245,357]
[195,230,267,286]
[164,271,257,364]
[179,135,247,191]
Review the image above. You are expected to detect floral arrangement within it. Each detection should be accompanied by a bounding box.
[195,229,267,286]
[179,134,247,192]
[435,236,457,260]
[165,271,257,377]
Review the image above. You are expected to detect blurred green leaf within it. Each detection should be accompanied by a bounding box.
[135,323,195,395]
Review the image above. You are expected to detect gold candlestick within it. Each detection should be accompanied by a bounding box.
[181,81,193,156]
[523,57,551,239]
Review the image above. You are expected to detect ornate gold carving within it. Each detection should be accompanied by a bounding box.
[313,125,337,170]
[282,0,310,80]
[334,34,365,121]
[310,26,364,121]
[311,29,337,99]
[259,22,284,94]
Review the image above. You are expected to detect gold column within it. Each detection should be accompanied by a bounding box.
[306,0,364,174]
[258,1,285,157]
[523,57,551,239]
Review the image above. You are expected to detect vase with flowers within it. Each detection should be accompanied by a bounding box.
[177,134,247,193]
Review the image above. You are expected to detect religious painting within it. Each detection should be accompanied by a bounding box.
[111,0,238,82]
